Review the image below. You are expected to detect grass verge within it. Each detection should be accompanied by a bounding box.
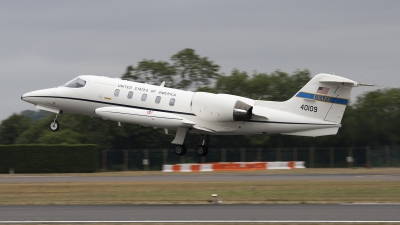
[0,180,400,205]
[1,167,400,177]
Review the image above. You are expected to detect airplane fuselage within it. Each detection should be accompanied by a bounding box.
[22,75,340,136]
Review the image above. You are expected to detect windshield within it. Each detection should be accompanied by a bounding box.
[64,78,87,88]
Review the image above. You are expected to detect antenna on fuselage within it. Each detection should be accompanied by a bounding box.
[160,81,165,87]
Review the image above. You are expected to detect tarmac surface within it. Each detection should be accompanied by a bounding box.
[1,173,400,183]
[0,204,400,222]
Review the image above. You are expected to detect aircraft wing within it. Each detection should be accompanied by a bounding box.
[192,126,216,133]
[252,105,268,119]
[95,107,195,128]
[192,125,238,133]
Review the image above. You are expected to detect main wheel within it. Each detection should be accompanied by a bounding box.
[49,120,60,132]
[174,145,187,156]
[196,145,209,157]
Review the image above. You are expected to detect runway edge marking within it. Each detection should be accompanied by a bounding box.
[1,221,400,223]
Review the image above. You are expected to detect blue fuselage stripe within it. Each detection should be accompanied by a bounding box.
[296,92,348,105]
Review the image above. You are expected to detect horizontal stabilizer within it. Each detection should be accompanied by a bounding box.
[319,76,379,87]
[358,82,380,87]
[318,76,359,87]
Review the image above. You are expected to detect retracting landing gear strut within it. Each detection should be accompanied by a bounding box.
[171,128,211,157]
[49,113,60,132]
[172,127,188,156]
[196,134,210,157]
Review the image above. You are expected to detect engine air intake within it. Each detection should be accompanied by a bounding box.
[233,101,253,121]
[191,92,254,122]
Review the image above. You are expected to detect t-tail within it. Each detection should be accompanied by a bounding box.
[253,73,364,137]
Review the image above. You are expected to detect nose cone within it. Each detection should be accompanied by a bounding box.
[21,88,57,104]
[21,91,33,101]
[21,91,35,103]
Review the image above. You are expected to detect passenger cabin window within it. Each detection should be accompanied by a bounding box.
[114,89,120,97]
[127,91,133,99]
[64,78,86,88]
[169,98,175,106]
[141,94,147,101]
[155,96,161,104]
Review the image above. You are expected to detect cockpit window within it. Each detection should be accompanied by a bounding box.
[64,78,87,88]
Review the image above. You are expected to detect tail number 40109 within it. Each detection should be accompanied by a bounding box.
[300,104,317,112]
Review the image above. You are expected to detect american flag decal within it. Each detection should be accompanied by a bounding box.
[316,86,330,95]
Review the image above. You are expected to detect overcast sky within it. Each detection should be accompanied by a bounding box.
[1,0,399,121]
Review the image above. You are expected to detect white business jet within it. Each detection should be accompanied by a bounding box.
[21,73,371,157]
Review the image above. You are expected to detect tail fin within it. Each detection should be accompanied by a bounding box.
[255,73,359,123]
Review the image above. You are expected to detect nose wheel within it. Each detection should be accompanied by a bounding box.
[49,120,60,132]
[49,113,60,132]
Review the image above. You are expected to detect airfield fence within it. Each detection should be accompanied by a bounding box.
[100,146,400,171]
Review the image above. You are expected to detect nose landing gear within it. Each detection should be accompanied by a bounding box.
[49,113,60,132]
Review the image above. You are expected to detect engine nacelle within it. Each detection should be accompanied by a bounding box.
[191,92,253,122]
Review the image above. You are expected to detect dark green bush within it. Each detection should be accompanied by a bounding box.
[0,144,98,173]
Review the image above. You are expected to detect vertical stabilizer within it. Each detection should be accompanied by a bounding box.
[280,73,358,123]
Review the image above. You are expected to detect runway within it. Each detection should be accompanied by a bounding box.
[0,204,400,222]
[1,173,400,183]
[1,172,400,223]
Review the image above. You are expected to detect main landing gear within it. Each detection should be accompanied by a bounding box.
[195,145,208,157]
[172,134,210,157]
[195,134,210,157]
[173,145,187,156]
[49,113,60,132]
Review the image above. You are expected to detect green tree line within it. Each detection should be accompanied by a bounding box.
[1,49,399,149]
